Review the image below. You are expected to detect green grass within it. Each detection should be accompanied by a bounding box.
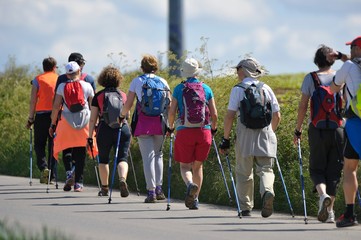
[0,219,71,240]
[0,56,360,221]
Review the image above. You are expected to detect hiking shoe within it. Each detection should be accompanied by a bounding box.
[74,183,83,192]
[241,210,251,217]
[63,171,74,191]
[144,190,156,203]
[119,180,129,198]
[98,186,109,196]
[155,186,166,200]
[336,214,358,228]
[318,193,331,222]
[185,183,199,208]
[261,191,274,218]
[189,198,199,210]
[40,168,49,184]
[326,210,335,223]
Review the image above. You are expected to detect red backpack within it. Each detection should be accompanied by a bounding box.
[63,81,85,113]
[310,72,342,129]
[180,81,210,127]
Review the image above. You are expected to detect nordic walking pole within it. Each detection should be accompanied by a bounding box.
[297,139,308,224]
[47,133,58,192]
[166,134,174,211]
[212,137,232,204]
[89,144,101,192]
[128,148,140,196]
[29,128,33,186]
[108,126,122,204]
[275,156,295,217]
[225,154,242,218]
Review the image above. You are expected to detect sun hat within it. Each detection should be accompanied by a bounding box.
[65,61,80,74]
[234,57,265,78]
[346,36,361,48]
[181,58,202,78]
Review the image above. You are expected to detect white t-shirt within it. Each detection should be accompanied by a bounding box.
[57,80,94,113]
[334,59,361,108]
[129,73,170,102]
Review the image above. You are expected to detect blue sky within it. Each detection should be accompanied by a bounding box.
[1,0,360,77]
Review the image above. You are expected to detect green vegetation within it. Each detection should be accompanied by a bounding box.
[0,54,360,224]
[0,220,71,240]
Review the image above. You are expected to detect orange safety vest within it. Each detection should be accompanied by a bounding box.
[35,71,58,112]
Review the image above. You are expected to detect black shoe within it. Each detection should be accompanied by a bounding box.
[261,191,274,218]
[336,214,358,228]
[241,210,251,216]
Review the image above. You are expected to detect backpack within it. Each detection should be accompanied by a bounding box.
[180,81,210,127]
[62,80,90,129]
[63,81,85,113]
[310,72,342,129]
[101,89,123,129]
[238,82,272,129]
[139,74,169,116]
[348,84,361,118]
[348,59,361,118]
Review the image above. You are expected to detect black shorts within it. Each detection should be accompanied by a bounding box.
[96,122,131,164]
[343,128,360,160]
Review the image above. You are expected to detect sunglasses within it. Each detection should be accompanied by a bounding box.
[351,44,357,50]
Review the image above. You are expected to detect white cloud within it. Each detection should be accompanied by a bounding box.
[0,0,360,76]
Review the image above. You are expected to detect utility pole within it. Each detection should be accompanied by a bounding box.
[168,0,183,76]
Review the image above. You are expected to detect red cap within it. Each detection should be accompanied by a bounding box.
[346,36,361,47]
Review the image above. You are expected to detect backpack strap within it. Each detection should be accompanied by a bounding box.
[310,71,321,88]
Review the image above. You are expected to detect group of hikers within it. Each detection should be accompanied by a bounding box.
[25,35,361,228]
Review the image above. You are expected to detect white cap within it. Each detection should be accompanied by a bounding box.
[65,61,80,74]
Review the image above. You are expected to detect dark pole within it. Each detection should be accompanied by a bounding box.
[168,0,183,77]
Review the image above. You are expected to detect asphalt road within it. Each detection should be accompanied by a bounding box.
[1,175,360,240]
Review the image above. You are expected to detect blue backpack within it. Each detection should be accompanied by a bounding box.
[139,74,169,116]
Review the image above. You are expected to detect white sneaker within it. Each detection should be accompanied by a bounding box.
[318,193,331,222]
[326,210,335,223]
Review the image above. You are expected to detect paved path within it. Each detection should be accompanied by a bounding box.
[0,175,360,240]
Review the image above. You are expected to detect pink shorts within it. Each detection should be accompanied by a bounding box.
[174,128,212,164]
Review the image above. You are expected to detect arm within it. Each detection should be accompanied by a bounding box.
[49,94,63,136]
[271,111,281,132]
[168,97,177,130]
[208,97,218,131]
[121,91,136,117]
[223,110,236,140]
[293,94,309,144]
[26,84,38,129]
[88,106,99,138]
[330,81,343,94]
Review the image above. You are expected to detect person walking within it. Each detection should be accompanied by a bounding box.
[120,54,171,203]
[49,61,95,192]
[26,57,58,184]
[54,52,96,191]
[330,36,361,228]
[294,45,344,223]
[167,58,218,210]
[88,65,131,197]
[219,57,281,218]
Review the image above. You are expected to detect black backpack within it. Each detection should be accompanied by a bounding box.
[101,88,123,129]
[238,82,272,129]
